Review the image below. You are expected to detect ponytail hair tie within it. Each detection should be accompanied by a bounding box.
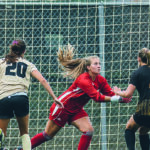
[12,40,18,45]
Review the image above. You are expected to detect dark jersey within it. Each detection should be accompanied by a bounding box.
[129,65,150,101]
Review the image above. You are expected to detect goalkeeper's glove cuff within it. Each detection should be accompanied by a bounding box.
[111,95,122,102]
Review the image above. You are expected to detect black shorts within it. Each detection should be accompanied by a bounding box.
[133,99,150,128]
[0,95,29,119]
[133,113,150,128]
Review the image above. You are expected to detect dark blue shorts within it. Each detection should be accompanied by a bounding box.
[0,95,29,119]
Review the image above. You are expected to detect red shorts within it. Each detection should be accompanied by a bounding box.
[49,103,88,127]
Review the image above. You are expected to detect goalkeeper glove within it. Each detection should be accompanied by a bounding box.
[111,95,132,103]
[110,95,122,102]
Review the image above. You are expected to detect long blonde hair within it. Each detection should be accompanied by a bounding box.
[138,48,150,66]
[57,44,99,79]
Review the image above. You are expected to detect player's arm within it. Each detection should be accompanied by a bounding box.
[100,78,132,103]
[100,78,115,96]
[113,84,135,98]
[113,71,137,98]
[77,78,120,103]
[31,70,63,107]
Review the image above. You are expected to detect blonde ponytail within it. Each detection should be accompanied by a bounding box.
[57,45,89,79]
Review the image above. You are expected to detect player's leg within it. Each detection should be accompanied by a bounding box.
[31,119,61,149]
[133,112,150,150]
[125,115,139,150]
[13,95,30,150]
[0,96,13,149]
[138,126,150,150]
[31,103,66,149]
[0,119,10,149]
[16,115,31,150]
[71,110,93,150]
[0,119,10,136]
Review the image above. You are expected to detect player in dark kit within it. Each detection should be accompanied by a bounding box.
[30,45,131,150]
[113,48,150,150]
[0,40,62,150]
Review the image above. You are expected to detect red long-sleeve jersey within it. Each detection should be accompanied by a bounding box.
[56,72,115,114]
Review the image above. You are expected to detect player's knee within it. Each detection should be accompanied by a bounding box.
[126,122,137,132]
[81,126,94,136]
[88,126,94,134]
[82,131,94,136]
[43,131,53,141]
[80,126,94,133]
[138,127,149,135]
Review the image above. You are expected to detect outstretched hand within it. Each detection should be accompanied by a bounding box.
[54,99,64,108]
[112,86,132,103]
[119,97,132,103]
[112,86,121,94]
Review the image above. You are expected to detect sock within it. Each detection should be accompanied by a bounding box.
[139,134,149,150]
[31,131,52,149]
[78,132,93,150]
[125,129,135,150]
[21,134,31,150]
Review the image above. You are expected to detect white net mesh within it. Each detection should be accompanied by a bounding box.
[0,0,150,149]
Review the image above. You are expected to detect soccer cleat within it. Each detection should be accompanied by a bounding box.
[0,129,4,149]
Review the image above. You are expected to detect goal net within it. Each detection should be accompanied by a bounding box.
[0,0,149,149]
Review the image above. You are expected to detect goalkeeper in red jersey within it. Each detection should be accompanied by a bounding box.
[30,45,131,150]
[0,40,62,150]
[113,48,150,150]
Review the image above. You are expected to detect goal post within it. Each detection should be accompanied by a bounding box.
[99,4,107,150]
